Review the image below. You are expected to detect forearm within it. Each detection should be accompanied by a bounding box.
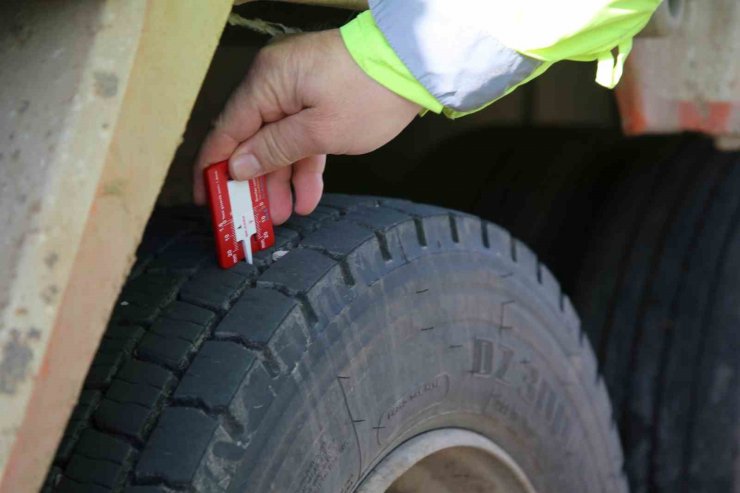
[342,0,660,118]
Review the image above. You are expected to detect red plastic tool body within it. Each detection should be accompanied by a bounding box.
[204,161,275,268]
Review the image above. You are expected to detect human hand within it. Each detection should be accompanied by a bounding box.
[194,29,421,224]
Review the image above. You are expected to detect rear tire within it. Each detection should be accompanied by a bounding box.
[575,138,740,492]
[46,195,625,492]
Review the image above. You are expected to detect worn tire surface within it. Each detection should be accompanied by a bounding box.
[575,139,740,493]
[46,195,625,492]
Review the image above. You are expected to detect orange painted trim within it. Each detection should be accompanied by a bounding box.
[615,68,648,135]
[678,101,732,134]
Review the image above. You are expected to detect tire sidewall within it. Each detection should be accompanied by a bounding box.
[226,251,611,493]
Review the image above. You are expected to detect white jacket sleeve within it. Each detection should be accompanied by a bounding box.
[369,0,544,112]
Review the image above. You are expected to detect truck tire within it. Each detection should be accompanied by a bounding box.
[46,195,625,492]
[575,138,739,493]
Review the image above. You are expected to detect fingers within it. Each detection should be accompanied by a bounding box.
[292,154,326,216]
[266,166,293,225]
[193,71,279,203]
[193,131,241,204]
[265,154,324,224]
[229,109,324,181]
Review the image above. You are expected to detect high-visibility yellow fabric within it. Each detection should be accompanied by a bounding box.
[341,1,659,117]
[486,0,658,88]
[340,12,444,114]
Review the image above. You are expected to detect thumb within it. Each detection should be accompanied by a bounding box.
[229,110,324,180]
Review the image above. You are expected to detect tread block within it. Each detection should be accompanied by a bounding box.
[117,360,174,390]
[309,207,341,221]
[104,324,146,342]
[161,301,215,328]
[55,431,81,466]
[107,379,166,409]
[301,221,375,257]
[112,273,185,326]
[282,215,325,235]
[136,332,196,371]
[313,205,342,217]
[134,303,214,370]
[379,198,450,218]
[257,249,354,322]
[42,466,62,492]
[253,227,301,268]
[453,215,486,248]
[56,405,99,465]
[258,249,336,294]
[274,226,302,246]
[75,428,136,465]
[343,205,409,232]
[131,217,199,277]
[215,289,310,372]
[320,194,380,212]
[94,399,155,442]
[228,364,276,438]
[122,487,169,493]
[282,206,339,235]
[345,207,411,265]
[68,390,102,424]
[231,258,263,278]
[97,330,143,357]
[299,216,407,285]
[150,318,208,345]
[135,408,218,485]
[85,353,124,389]
[65,454,128,489]
[56,477,109,493]
[308,265,354,325]
[391,220,427,260]
[180,265,253,312]
[216,289,299,346]
[136,216,198,257]
[484,221,513,259]
[174,341,255,410]
[266,322,307,373]
[420,215,459,251]
[147,234,213,274]
[536,261,563,313]
[344,238,399,286]
[512,238,539,278]
[379,203,463,256]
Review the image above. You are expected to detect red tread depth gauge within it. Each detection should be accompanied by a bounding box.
[204,161,275,269]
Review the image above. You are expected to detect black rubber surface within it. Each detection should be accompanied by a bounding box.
[575,139,740,493]
[46,195,625,492]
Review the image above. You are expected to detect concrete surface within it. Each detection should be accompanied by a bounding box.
[0,2,231,491]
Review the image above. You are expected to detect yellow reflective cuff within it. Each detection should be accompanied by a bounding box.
[340,12,444,114]
[484,0,658,90]
[443,61,553,119]
[489,0,660,62]
[595,38,633,89]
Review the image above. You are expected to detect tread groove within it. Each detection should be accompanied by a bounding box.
[413,218,427,247]
[481,219,490,249]
[375,231,392,261]
[449,214,460,243]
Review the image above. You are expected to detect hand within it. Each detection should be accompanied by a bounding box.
[194,29,421,224]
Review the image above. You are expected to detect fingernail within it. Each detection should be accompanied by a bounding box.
[230,153,261,179]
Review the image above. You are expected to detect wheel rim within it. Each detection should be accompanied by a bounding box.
[355,429,537,493]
